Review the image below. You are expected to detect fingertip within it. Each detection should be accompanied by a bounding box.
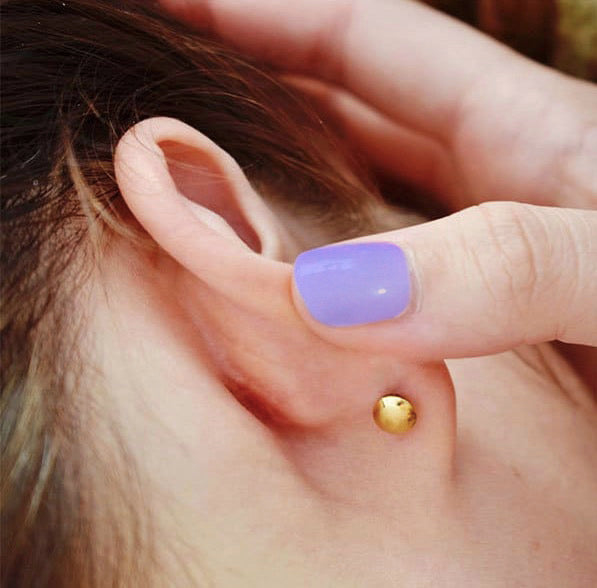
[293,242,412,328]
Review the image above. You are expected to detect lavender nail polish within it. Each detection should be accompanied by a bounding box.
[293,242,411,327]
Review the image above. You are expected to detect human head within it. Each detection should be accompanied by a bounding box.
[2,1,433,584]
[2,1,596,587]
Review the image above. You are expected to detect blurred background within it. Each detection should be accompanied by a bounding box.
[422,0,596,81]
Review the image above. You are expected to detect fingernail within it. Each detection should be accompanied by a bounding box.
[293,242,411,327]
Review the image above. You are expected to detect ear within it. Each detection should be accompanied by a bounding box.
[114,116,299,333]
[113,116,319,417]
[113,117,455,477]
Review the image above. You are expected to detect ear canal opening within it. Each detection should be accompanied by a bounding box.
[161,140,262,252]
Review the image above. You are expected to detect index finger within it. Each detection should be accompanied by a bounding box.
[163,0,547,142]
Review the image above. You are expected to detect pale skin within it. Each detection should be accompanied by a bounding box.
[82,1,597,585]
[161,0,597,367]
[79,115,595,587]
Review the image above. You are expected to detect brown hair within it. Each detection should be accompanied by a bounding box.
[1,1,419,585]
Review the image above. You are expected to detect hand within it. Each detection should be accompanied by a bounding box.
[291,202,597,360]
[162,0,597,210]
[162,0,597,366]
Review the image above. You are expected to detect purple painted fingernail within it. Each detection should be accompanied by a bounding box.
[293,242,411,327]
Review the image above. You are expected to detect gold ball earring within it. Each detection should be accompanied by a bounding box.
[373,395,417,434]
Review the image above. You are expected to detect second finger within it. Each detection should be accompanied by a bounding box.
[283,75,465,209]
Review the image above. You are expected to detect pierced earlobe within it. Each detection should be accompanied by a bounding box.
[373,395,417,434]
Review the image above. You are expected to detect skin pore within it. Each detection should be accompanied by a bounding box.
[82,119,597,587]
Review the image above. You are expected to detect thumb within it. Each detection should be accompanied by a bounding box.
[292,202,597,361]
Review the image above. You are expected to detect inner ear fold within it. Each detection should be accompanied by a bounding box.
[160,139,261,252]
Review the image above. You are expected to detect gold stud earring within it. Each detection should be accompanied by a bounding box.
[373,395,417,434]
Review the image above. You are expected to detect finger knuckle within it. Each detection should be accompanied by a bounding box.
[466,202,597,342]
[469,202,550,318]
